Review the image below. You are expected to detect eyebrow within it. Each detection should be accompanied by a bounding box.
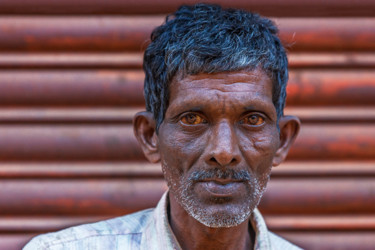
[168,99,275,116]
[167,104,204,116]
[242,103,272,112]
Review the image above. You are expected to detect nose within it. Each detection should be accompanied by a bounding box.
[205,121,241,167]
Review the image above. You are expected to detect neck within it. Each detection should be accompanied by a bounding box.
[168,193,255,250]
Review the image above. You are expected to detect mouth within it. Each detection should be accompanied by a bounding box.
[197,179,245,197]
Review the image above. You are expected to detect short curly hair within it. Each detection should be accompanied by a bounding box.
[143,3,288,131]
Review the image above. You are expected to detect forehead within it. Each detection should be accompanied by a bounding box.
[167,69,274,112]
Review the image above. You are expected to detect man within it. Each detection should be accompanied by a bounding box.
[24,3,300,250]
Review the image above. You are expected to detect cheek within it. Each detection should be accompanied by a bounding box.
[239,128,280,171]
[158,124,207,172]
[253,133,279,154]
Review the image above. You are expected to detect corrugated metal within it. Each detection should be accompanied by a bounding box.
[0,17,374,52]
[0,0,374,16]
[0,1,374,249]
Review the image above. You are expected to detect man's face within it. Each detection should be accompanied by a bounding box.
[157,68,280,228]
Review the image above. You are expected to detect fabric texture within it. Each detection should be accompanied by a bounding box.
[24,192,302,250]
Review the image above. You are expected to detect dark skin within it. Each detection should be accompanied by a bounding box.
[134,69,300,250]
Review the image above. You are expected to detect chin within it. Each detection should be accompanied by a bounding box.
[187,202,255,228]
[174,179,268,228]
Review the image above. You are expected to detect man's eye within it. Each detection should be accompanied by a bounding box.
[241,114,265,126]
[180,114,206,125]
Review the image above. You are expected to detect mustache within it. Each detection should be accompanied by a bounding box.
[187,168,251,182]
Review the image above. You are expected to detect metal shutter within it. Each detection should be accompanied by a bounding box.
[0,1,374,249]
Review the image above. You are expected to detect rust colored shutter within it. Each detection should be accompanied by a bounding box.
[0,1,374,249]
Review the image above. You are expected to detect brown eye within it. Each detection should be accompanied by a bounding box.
[242,114,264,126]
[180,114,206,125]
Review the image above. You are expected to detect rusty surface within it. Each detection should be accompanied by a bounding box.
[0,162,162,179]
[284,107,375,124]
[0,179,167,215]
[0,216,109,233]
[0,53,143,69]
[0,16,158,52]
[0,108,139,124]
[288,124,375,160]
[287,70,375,106]
[259,178,375,214]
[278,232,375,250]
[288,52,375,69]
[0,0,374,16]
[264,215,375,231]
[277,18,375,51]
[0,125,144,161]
[272,161,375,178]
[0,17,374,52]
[0,70,145,107]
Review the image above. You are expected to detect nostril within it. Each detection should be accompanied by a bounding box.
[208,156,237,166]
[209,157,217,163]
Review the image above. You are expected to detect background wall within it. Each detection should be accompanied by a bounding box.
[0,0,374,249]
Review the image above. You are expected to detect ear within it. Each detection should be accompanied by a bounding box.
[272,115,300,166]
[133,111,160,163]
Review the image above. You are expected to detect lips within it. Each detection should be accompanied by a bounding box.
[199,180,244,197]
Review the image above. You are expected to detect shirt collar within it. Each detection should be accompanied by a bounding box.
[141,192,181,250]
[142,191,272,250]
[250,207,273,249]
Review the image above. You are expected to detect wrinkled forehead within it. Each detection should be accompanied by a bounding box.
[170,68,273,97]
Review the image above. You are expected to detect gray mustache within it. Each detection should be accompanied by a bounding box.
[188,168,251,181]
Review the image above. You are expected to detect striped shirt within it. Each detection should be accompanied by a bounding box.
[24,192,302,250]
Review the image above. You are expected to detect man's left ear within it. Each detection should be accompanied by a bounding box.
[272,115,300,166]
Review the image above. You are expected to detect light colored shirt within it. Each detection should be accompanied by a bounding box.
[24,192,302,250]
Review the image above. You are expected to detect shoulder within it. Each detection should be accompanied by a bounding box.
[23,208,154,250]
[268,231,303,250]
